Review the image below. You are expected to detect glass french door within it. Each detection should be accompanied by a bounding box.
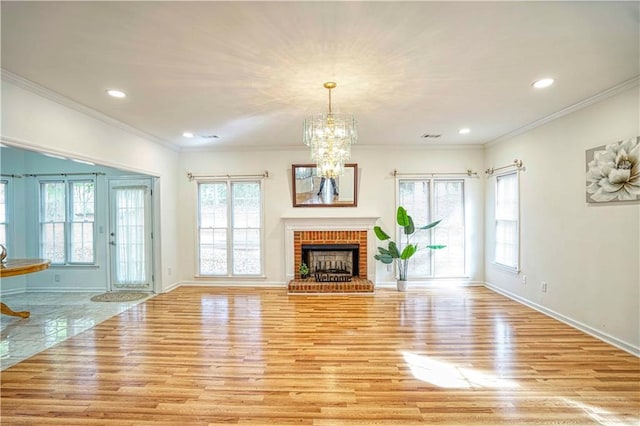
[108,178,153,291]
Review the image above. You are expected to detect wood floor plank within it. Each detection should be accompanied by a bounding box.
[1,286,638,425]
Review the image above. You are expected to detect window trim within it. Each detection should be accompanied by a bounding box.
[493,170,520,273]
[194,177,265,278]
[395,177,467,279]
[38,177,97,266]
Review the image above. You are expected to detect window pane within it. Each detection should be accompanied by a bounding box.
[233,228,261,275]
[434,180,465,276]
[232,182,260,228]
[199,229,227,275]
[399,180,429,225]
[71,181,95,220]
[495,172,519,268]
[232,182,261,275]
[399,180,431,276]
[496,220,518,267]
[42,222,65,263]
[41,182,66,222]
[496,173,518,220]
[41,182,66,263]
[198,182,229,275]
[70,222,94,263]
[70,181,95,263]
[199,183,227,228]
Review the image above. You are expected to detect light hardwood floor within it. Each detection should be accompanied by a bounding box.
[1,286,638,425]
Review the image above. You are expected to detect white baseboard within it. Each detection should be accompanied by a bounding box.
[376,279,485,288]
[177,280,287,288]
[24,286,107,293]
[0,288,26,297]
[161,281,182,293]
[484,282,639,357]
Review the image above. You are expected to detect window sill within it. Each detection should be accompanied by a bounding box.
[491,262,520,275]
[49,264,100,270]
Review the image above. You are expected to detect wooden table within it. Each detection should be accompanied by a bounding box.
[0,258,51,318]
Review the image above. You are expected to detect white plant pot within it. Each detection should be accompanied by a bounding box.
[396,280,408,292]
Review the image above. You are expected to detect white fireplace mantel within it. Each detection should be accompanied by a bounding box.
[282,217,379,282]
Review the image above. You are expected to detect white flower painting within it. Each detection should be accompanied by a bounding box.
[586,137,640,203]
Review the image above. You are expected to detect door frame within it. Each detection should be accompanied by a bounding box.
[107,176,159,293]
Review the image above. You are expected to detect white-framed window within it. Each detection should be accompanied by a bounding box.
[39,178,96,265]
[494,171,519,270]
[397,178,466,277]
[197,179,263,276]
[0,179,9,247]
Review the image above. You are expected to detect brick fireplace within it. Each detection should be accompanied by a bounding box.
[294,230,367,280]
[283,217,378,292]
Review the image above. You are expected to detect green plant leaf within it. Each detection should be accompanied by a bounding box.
[404,215,415,235]
[377,247,391,255]
[374,253,394,264]
[374,226,390,241]
[388,241,401,258]
[426,244,446,250]
[419,219,442,231]
[400,244,417,260]
[396,206,410,227]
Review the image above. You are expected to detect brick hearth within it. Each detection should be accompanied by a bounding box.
[288,277,374,293]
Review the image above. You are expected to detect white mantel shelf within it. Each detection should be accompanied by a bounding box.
[282,216,380,283]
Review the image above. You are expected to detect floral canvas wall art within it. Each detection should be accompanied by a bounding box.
[585,137,639,203]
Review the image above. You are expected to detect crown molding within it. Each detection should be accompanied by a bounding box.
[486,75,640,147]
[1,69,179,153]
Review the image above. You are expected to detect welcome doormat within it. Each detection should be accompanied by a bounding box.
[90,292,149,302]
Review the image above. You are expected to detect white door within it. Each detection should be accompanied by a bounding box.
[108,178,153,291]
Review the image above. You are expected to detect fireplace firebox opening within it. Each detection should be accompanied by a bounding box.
[301,244,359,281]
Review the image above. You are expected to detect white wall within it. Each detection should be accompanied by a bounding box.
[1,78,180,292]
[177,146,485,285]
[484,86,640,354]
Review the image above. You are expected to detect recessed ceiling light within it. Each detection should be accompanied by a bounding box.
[458,128,471,135]
[106,89,127,98]
[183,132,195,138]
[71,158,95,166]
[532,78,555,89]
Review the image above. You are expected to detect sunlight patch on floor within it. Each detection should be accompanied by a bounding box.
[560,397,634,426]
[401,351,520,389]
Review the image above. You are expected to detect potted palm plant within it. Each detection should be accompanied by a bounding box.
[374,206,445,291]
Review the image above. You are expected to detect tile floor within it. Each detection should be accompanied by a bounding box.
[1,292,152,370]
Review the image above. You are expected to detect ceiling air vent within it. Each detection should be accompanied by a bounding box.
[421,133,441,138]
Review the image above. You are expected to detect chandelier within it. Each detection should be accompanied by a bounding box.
[303,82,357,178]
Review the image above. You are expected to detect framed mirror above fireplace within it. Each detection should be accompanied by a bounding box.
[292,163,358,207]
